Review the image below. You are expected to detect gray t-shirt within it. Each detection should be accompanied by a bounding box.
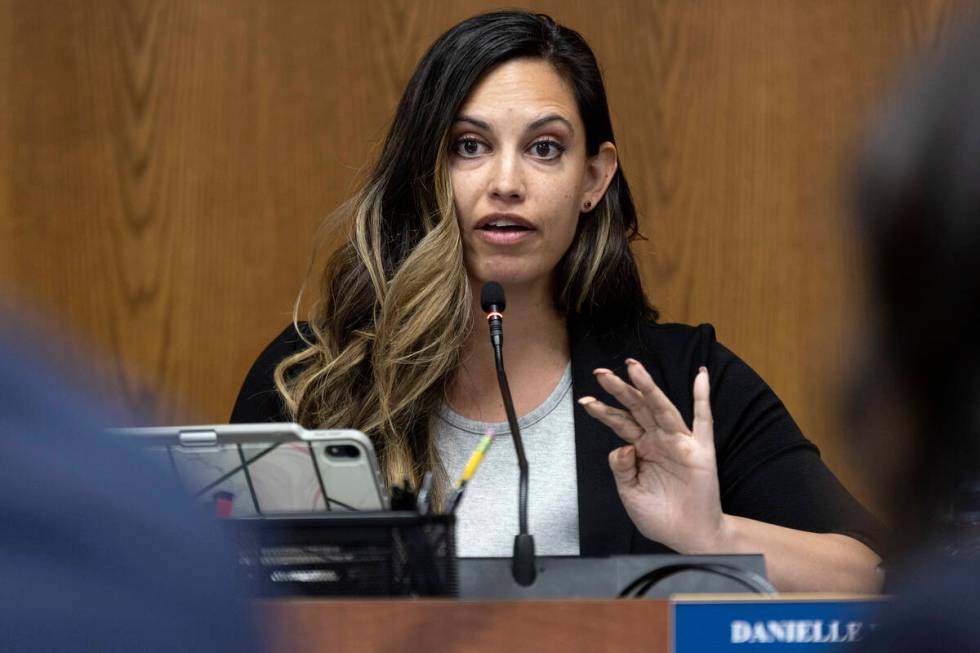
[432,363,580,557]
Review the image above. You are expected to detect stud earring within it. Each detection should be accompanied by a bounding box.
[583,200,592,210]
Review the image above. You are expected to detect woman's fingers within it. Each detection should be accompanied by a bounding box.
[624,359,690,433]
[578,396,645,443]
[593,361,689,435]
[592,368,661,433]
[608,445,638,490]
[588,361,712,450]
[692,366,714,446]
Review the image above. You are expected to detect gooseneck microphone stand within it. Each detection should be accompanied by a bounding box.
[480,281,536,586]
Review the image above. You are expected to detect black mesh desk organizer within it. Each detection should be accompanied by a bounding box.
[227,512,457,597]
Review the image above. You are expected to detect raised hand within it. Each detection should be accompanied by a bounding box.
[578,359,724,553]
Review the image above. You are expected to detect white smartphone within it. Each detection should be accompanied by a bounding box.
[110,422,387,515]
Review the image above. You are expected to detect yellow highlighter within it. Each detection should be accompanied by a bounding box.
[446,429,495,514]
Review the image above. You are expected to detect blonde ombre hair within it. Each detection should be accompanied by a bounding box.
[273,11,655,494]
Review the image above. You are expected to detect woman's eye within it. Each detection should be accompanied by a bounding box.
[530,140,565,160]
[453,138,487,158]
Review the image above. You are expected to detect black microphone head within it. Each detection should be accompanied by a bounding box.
[480,281,506,312]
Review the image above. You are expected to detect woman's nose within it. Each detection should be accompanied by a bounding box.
[488,151,525,200]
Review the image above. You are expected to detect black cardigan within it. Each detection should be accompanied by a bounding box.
[231,320,884,557]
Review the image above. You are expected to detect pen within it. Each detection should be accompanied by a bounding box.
[447,429,495,514]
[416,470,434,515]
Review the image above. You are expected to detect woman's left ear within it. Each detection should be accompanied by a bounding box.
[581,142,618,212]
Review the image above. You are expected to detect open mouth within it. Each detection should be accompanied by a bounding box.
[476,214,536,233]
[475,215,535,243]
[479,223,533,233]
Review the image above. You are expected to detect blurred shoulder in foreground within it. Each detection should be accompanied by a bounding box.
[852,21,980,653]
[0,316,260,652]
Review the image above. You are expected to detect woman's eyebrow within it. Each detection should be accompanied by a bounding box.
[453,113,575,134]
[454,115,492,131]
[527,114,574,134]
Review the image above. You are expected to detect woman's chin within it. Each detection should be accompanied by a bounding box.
[467,268,543,291]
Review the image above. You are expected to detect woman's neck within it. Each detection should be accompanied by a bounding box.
[447,280,570,423]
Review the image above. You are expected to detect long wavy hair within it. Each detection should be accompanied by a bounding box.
[275,11,656,496]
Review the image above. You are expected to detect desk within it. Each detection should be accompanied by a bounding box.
[260,599,669,652]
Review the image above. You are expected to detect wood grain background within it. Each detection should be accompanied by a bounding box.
[1,0,975,508]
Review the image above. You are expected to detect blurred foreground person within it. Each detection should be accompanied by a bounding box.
[0,318,259,652]
[851,25,980,652]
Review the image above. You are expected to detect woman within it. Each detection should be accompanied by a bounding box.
[232,11,881,592]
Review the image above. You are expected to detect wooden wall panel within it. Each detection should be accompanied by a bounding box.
[0,0,975,507]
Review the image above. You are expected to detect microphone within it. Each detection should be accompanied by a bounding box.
[480,281,536,586]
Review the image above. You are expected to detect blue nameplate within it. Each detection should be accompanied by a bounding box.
[671,595,888,652]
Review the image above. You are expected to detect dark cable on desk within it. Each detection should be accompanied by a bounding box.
[618,562,777,598]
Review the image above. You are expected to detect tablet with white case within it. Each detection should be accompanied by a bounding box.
[110,422,387,515]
